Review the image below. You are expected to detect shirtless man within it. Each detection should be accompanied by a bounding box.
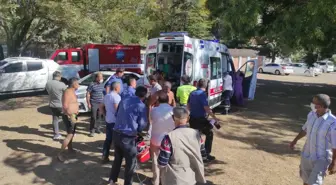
[57,78,80,162]
[148,81,176,107]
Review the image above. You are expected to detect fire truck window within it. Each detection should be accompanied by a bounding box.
[210,57,221,79]
[71,51,80,62]
[55,52,68,61]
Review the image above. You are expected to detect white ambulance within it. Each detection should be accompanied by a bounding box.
[144,32,258,108]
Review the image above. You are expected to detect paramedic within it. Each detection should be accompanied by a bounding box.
[188,78,220,161]
[176,75,196,106]
[109,86,148,185]
[158,106,207,185]
[222,72,233,115]
[105,68,124,94]
[120,77,136,99]
[290,94,336,185]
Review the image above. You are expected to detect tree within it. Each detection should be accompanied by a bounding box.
[0,0,103,56]
[147,0,212,38]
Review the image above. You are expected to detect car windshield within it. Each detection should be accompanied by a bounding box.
[0,60,7,67]
[319,62,326,66]
[79,74,111,86]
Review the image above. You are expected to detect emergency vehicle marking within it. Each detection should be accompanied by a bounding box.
[148,45,157,50]
[201,64,208,68]
[209,86,223,96]
[184,43,193,49]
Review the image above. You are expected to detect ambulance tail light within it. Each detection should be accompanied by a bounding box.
[193,80,197,87]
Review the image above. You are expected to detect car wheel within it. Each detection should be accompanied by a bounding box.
[322,69,325,73]
[285,73,290,76]
[275,70,281,75]
[258,68,264,73]
[304,70,312,76]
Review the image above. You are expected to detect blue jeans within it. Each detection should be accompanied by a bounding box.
[109,131,137,185]
[102,122,115,158]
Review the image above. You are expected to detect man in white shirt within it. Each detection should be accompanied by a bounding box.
[149,74,162,95]
[222,72,233,115]
[290,94,336,185]
[150,91,175,185]
[102,81,121,163]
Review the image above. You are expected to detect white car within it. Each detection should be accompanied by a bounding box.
[0,57,79,95]
[258,63,294,75]
[76,71,144,113]
[316,60,334,73]
[290,63,322,76]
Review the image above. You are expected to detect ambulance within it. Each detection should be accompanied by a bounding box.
[49,44,143,77]
[144,32,258,108]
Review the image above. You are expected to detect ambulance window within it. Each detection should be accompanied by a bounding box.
[221,55,228,72]
[71,51,80,62]
[210,57,221,79]
[162,44,169,52]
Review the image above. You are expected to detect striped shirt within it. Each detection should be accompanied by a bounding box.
[87,82,104,103]
[301,110,336,161]
[158,125,207,167]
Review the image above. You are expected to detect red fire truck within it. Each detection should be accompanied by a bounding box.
[49,44,143,77]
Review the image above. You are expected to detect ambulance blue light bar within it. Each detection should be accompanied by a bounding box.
[160,32,189,37]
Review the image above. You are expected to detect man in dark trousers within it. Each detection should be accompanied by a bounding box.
[86,72,105,137]
[188,78,220,162]
[109,86,148,185]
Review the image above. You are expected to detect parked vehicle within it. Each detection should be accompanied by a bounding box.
[0,57,79,95]
[49,44,144,77]
[145,32,258,108]
[258,63,293,75]
[316,60,334,73]
[290,63,321,76]
[76,71,143,113]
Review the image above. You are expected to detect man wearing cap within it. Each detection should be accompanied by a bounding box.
[188,78,220,162]
[105,68,124,94]
[176,75,196,107]
[158,106,207,185]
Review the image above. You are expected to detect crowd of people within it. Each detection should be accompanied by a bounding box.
[45,68,336,185]
[46,68,222,185]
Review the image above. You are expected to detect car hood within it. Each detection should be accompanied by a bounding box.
[76,85,87,95]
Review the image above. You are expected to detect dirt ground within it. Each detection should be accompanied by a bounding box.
[0,73,336,185]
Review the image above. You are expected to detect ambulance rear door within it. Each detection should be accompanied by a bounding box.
[207,41,223,109]
[145,38,159,76]
[236,59,258,100]
[182,36,195,84]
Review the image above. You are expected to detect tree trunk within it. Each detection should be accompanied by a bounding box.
[271,50,276,63]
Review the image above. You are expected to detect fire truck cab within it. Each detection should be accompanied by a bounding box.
[50,44,143,77]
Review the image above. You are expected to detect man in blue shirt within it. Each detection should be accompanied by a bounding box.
[120,77,136,99]
[109,86,148,185]
[105,68,124,94]
[188,78,220,162]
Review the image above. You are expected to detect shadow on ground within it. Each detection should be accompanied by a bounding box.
[0,92,48,111]
[2,124,225,184]
[215,78,336,156]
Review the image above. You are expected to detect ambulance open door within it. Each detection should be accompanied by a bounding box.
[236,59,258,100]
